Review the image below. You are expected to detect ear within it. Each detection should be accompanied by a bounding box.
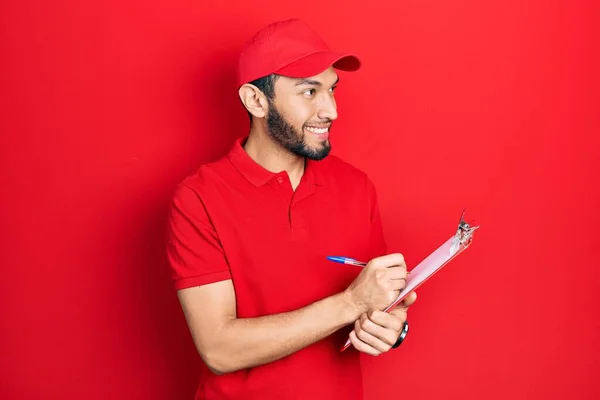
[238,84,269,119]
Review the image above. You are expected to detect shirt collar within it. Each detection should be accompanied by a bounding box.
[228,136,325,187]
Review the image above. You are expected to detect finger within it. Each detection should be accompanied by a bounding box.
[391,292,417,311]
[390,279,407,291]
[349,330,381,356]
[402,291,417,307]
[368,309,404,332]
[356,316,397,348]
[386,266,408,280]
[388,306,408,322]
[371,253,406,269]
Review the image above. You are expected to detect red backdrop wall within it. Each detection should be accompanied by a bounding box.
[1,1,599,399]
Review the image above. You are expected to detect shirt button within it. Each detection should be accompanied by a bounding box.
[277,177,283,183]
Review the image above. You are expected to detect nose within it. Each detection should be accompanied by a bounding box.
[317,93,338,121]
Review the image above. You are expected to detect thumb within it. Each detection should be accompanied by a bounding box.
[402,291,417,307]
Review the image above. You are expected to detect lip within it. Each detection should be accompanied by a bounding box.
[305,128,330,141]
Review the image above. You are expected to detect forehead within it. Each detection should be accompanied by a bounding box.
[276,67,339,90]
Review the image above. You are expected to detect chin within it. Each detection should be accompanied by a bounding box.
[305,146,331,161]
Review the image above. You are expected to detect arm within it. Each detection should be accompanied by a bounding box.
[178,280,360,375]
[177,252,407,375]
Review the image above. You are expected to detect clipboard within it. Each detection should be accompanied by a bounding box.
[340,210,479,351]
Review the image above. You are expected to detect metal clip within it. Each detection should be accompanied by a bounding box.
[450,209,480,254]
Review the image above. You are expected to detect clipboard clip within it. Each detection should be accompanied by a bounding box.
[450,209,480,254]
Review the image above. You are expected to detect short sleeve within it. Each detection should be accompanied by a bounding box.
[166,184,231,290]
[367,178,388,258]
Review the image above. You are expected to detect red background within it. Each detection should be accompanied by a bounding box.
[1,1,599,399]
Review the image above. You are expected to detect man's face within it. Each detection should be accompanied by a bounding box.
[266,67,339,161]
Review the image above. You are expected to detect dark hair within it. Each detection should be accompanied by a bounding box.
[247,74,279,122]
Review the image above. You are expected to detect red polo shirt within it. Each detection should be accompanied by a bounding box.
[166,137,387,400]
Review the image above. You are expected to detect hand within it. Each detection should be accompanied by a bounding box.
[349,291,417,356]
[344,253,408,315]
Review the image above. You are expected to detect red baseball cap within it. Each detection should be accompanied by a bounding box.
[237,18,361,87]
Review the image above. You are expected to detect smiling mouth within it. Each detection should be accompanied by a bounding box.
[304,126,330,134]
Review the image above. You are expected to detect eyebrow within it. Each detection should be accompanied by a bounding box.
[295,76,340,87]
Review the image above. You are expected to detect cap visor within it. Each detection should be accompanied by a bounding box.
[274,51,361,78]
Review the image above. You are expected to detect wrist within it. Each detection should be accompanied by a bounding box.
[392,321,410,349]
[338,289,364,323]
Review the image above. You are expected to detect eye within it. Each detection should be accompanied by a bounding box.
[329,85,337,94]
[303,88,316,97]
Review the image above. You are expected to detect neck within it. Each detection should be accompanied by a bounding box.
[243,127,305,190]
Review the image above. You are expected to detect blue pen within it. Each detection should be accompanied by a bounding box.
[327,256,412,273]
[326,256,367,267]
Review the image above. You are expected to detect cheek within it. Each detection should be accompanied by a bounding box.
[280,99,315,128]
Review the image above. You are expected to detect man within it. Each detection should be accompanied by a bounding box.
[166,18,417,400]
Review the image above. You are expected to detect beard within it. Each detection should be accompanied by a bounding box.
[266,103,331,161]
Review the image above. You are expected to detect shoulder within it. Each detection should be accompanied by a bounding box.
[316,155,382,206]
[176,155,233,197]
[167,155,237,216]
[317,154,372,186]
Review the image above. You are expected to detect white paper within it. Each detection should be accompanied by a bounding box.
[383,236,458,312]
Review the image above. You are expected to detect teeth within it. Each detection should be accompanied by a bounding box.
[305,126,329,134]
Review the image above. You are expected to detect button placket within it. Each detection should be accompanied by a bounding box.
[269,173,294,228]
